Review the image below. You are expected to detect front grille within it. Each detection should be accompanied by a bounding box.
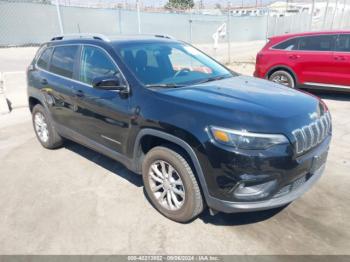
[292,112,331,154]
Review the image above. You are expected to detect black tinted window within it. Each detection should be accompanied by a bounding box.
[37,48,52,70]
[273,38,298,50]
[79,46,121,85]
[298,35,335,51]
[336,34,350,52]
[50,46,79,78]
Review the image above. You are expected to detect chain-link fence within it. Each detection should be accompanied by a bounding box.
[268,0,350,34]
[1,0,350,64]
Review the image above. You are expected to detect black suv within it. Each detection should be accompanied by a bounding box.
[27,34,332,222]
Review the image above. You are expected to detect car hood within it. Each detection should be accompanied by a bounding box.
[156,75,325,135]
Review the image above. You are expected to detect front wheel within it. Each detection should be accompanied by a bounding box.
[269,70,295,88]
[142,146,204,223]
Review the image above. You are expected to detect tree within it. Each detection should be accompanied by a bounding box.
[165,0,194,10]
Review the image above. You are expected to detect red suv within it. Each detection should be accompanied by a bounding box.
[254,31,350,91]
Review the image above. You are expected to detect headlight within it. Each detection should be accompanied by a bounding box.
[209,126,289,150]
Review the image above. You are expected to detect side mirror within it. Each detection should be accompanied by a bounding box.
[92,76,128,92]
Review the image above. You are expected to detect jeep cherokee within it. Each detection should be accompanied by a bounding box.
[27,34,332,222]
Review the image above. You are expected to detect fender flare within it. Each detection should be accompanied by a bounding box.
[28,92,50,112]
[133,128,210,200]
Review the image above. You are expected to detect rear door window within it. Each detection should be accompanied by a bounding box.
[298,35,335,51]
[50,45,79,79]
[335,34,350,52]
[37,47,53,70]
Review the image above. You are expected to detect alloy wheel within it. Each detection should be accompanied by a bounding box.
[271,74,294,88]
[148,160,185,211]
[34,112,49,143]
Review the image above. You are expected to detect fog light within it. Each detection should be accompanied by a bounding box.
[233,180,277,200]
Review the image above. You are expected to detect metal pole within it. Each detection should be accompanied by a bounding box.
[274,15,277,36]
[290,10,294,33]
[322,0,330,29]
[136,0,141,34]
[227,10,231,64]
[118,8,122,34]
[298,9,303,32]
[331,0,339,29]
[347,0,350,28]
[55,0,64,35]
[309,0,315,30]
[266,8,270,42]
[189,12,193,43]
[339,0,347,28]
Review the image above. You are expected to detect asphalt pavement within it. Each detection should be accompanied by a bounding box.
[0,93,349,254]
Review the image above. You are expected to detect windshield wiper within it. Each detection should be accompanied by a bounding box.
[195,74,232,85]
[145,83,184,88]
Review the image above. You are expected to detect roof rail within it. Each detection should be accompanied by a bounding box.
[154,34,173,39]
[50,33,110,42]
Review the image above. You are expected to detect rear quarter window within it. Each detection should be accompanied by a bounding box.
[37,47,53,70]
[272,38,299,50]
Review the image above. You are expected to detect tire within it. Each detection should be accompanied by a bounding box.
[142,146,204,223]
[269,70,296,88]
[32,104,63,149]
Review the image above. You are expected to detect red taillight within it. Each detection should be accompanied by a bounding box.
[256,53,263,64]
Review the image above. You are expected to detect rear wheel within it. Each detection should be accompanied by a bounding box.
[142,146,204,223]
[269,70,295,88]
[32,104,63,149]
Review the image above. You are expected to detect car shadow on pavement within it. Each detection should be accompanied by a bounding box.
[64,140,143,188]
[198,205,288,226]
[64,140,288,225]
[305,90,350,101]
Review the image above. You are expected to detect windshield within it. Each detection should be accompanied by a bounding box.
[115,42,236,87]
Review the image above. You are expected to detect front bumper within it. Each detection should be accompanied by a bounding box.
[200,134,331,213]
[206,163,325,213]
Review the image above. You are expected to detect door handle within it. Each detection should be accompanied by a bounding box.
[40,78,48,85]
[289,54,300,60]
[74,89,85,98]
[334,56,346,61]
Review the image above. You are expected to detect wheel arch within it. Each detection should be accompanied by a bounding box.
[266,65,299,85]
[28,91,50,113]
[133,128,210,200]
[28,96,42,112]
